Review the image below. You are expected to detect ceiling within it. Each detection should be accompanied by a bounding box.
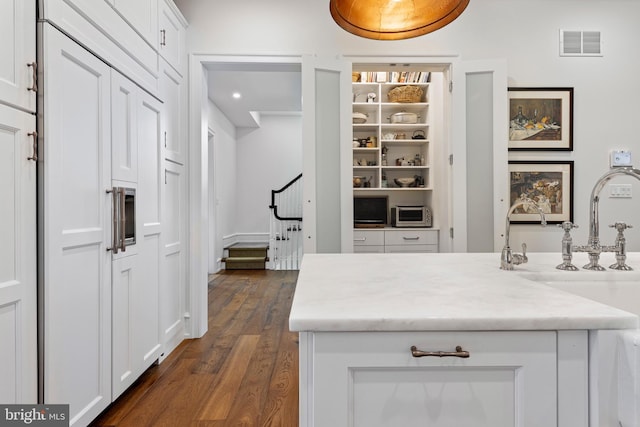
[205,62,302,128]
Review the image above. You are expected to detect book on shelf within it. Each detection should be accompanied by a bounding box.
[357,71,430,84]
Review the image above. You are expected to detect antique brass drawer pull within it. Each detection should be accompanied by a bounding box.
[410,345,470,358]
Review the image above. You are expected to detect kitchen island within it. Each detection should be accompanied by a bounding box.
[289,253,640,427]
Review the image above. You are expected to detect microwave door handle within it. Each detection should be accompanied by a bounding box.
[119,188,126,252]
[109,188,119,254]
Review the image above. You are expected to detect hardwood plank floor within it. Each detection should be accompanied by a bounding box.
[90,270,299,427]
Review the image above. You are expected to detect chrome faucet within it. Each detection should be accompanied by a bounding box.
[573,166,640,270]
[501,195,547,270]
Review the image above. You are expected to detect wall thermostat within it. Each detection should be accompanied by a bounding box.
[610,150,632,167]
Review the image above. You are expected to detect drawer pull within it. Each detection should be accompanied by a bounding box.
[354,237,366,242]
[410,345,470,358]
[403,236,420,241]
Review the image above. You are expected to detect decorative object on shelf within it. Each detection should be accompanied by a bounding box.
[394,177,416,187]
[353,176,366,188]
[329,0,469,40]
[508,161,574,224]
[395,132,406,140]
[508,87,574,151]
[352,112,368,124]
[389,111,419,124]
[352,72,361,82]
[367,92,377,103]
[412,130,426,139]
[388,85,424,103]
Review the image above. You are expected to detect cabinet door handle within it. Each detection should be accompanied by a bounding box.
[27,131,38,161]
[160,29,166,46]
[354,237,366,242]
[27,62,37,92]
[108,189,119,254]
[410,345,470,358]
[403,236,420,241]
[119,188,127,252]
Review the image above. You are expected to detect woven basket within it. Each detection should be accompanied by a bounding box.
[387,85,423,103]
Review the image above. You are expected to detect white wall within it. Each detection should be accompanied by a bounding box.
[236,114,303,236]
[207,99,237,263]
[179,0,640,253]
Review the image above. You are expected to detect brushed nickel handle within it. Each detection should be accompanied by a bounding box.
[403,236,420,241]
[354,237,366,242]
[27,131,37,161]
[107,189,119,253]
[410,345,470,358]
[160,29,166,46]
[27,62,37,92]
[119,188,126,252]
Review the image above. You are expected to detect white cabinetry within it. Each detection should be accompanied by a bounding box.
[112,0,158,47]
[111,71,139,183]
[353,229,438,253]
[158,0,187,76]
[0,0,36,112]
[0,0,37,405]
[303,330,586,427]
[160,58,185,164]
[40,25,112,424]
[0,103,37,404]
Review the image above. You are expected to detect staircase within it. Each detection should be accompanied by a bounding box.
[222,243,269,270]
[269,173,303,270]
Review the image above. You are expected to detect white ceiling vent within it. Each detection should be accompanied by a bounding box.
[560,30,603,57]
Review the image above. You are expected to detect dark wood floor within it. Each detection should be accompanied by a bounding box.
[90,269,299,427]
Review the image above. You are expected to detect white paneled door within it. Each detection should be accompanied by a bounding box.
[40,24,112,426]
[0,103,37,404]
[0,0,36,113]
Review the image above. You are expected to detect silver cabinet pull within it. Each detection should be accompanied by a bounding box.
[107,189,119,253]
[119,188,126,252]
[160,29,166,46]
[27,131,37,161]
[27,62,37,92]
[410,345,470,358]
[354,237,366,242]
[403,236,420,241]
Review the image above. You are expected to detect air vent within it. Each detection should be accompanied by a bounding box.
[560,30,602,56]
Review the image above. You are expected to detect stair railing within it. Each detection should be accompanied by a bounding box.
[269,173,303,270]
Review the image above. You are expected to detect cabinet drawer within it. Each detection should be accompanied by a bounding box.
[354,245,384,253]
[384,229,437,246]
[311,331,559,427]
[353,230,384,246]
[384,244,437,253]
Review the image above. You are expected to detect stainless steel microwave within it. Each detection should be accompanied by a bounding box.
[109,187,135,253]
[391,206,432,228]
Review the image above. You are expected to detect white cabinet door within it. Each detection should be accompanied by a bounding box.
[111,70,138,183]
[136,89,162,369]
[112,0,158,47]
[308,331,558,427]
[111,253,139,398]
[0,0,36,112]
[160,161,185,359]
[40,25,112,425]
[0,104,37,403]
[160,58,184,164]
[158,0,186,75]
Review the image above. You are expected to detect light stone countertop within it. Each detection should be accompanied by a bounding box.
[288,252,640,332]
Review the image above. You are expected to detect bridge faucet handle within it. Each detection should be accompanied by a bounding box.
[521,243,527,256]
[609,222,633,232]
[558,221,578,232]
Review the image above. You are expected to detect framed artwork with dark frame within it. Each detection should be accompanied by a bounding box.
[508,161,574,224]
[508,87,573,151]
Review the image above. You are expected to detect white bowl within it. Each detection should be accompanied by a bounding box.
[394,177,415,187]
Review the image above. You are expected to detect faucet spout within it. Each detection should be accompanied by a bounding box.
[580,166,640,270]
[501,195,547,270]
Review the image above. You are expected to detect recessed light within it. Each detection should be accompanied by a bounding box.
[232,92,242,99]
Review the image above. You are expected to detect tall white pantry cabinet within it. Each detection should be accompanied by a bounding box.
[0,0,37,405]
[7,0,188,425]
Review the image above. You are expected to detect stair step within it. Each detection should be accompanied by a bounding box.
[224,257,267,270]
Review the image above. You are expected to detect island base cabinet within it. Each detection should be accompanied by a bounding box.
[300,331,589,427]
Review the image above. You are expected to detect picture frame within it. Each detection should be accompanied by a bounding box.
[508,161,574,224]
[508,87,573,151]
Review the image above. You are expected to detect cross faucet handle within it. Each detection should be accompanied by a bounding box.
[609,222,633,232]
[558,221,579,232]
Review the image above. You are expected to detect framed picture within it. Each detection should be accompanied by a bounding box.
[508,87,573,151]
[508,161,574,224]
